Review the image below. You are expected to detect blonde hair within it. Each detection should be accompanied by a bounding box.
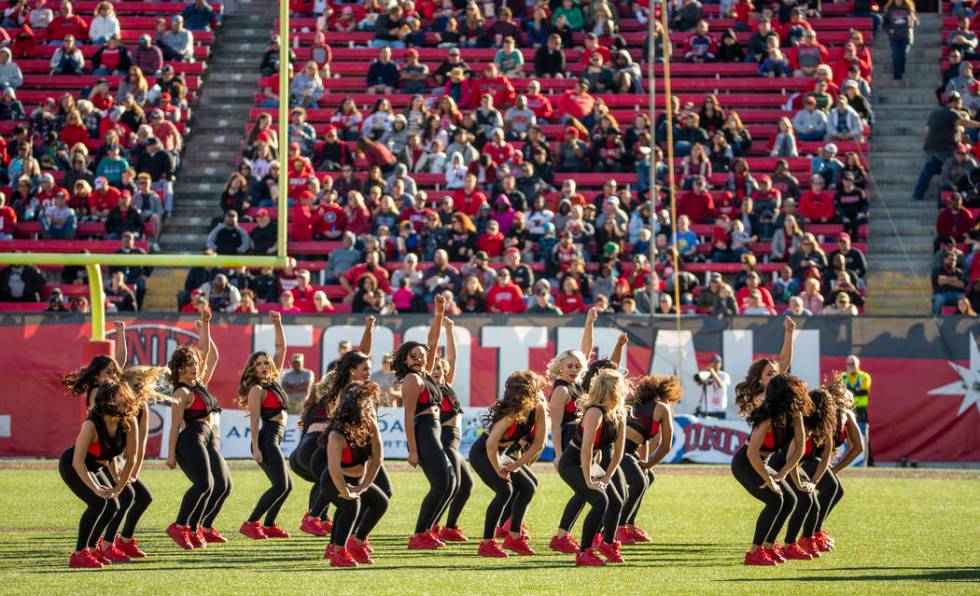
[580,368,629,428]
[546,349,587,381]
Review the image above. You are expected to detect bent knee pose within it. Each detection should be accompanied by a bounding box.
[60,382,139,569]
[165,309,232,549]
[469,371,548,558]
[558,368,629,567]
[431,316,474,543]
[320,381,388,567]
[239,311,294,540]
[618,374,680,545]
[398,296,454,550]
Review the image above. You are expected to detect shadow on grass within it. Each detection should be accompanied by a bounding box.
[723,566,980,583]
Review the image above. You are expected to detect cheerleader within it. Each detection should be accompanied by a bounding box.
[431,316,474,543]
[730,373,813,566]
[60,381,139,568]
[320,381,387,568]
[294,317,376,537]
[395,295,452,550]
[239,311,293,540]
[734,317,796,418]
[558,368,630,567]
[469,371,548,558]
[165,308,232,548]
[617,374,681,545]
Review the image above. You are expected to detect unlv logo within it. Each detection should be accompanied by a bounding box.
[109,324,200,367]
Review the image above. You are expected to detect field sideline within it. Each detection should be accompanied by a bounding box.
[0,463,977,594]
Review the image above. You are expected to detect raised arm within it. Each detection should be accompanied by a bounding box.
[358,315,376,357]
[443,316,457,386]
[610,332,628,368]
[112,320,127,368]
[424,295,446,374]
[581,306,598,360]
[778,316,796,374]
[269,311,286,371]
[197,308,219,385]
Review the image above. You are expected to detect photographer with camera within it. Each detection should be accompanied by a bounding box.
[694,355,731,419]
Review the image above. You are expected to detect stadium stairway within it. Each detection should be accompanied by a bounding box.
[142,268,185,311]
[161,0,278,254]
[866,12,941,314]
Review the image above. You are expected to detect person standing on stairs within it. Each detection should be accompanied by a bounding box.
[882,0,918,80]
[912,92,980,202]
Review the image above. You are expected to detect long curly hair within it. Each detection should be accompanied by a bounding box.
[323,351,370,414]
[580,368,630,428]
[237,351,281,407]
[735,358,777,417]
[167,345,203,386]
[91,381,140,430]
[322,381,381,448]
[630,374,683,407]
[582,358,616,392]
[62,355,122,396]
[823,371,854,410]
[483,370,545,428]
[391,341,427,381]
[747,373,813,431]
[806,386,838,448]
[121,366,173,405]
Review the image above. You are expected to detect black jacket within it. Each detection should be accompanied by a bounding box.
[0,265,46,301]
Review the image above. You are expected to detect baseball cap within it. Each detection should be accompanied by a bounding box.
[139,34,151,43]
[838,232,851,242]
[475,250,489,260]
[823,143,838,154]
[948,90,962,102]
[711,354,723,364]
[709,273,723,282]
[256,208,270,218]
[842,170,856,180]
[504,246,520,255]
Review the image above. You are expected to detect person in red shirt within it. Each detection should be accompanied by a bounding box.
[556,275,585,313]
[35,173,64,209]
[735,271,776,310]
[579,32,611,67]
[60,110,90,148]
[485,268,525,313]
[45,1,89,42]
[831,42,871,86]
[936,193,976,242]
[524,79,553,121]
[469,63,516,110]
[555,78,595,121]
[482,128,518,168]
[285,146,315,199]
[312,191,346,240]
[290,194,315,241]
[677,176,717,224]
[92,35,127,76]
[355,136,397,173]
[451,173,488,217]
[91,177,121,218]
[476,219,505,258]
[715,190,739,220]
[341,250,391,297]
[798,175,835,223]
[0,191,17,239]
[290,269,316,308]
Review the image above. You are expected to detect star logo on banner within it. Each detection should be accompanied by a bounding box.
[928,333,980,416]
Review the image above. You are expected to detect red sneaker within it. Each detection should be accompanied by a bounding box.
[798,536,821,558]
[239,521,267,540]
[187,528,206,549]
[100,543,131,563]
[744,548,776,566]
[201,528,227,544]
[114,537,146,558]
[477,539,508,558]
[262,524,290,539]
[813,533,833,552]
[69,549,103,569]
[782,541,814,560]
[320,517,333,533]
[502,534,536,556]
[629,526,653,543]
[494,525,508,539]
[407,531,440,550]
[439,526,469,542]
[815,530,835,549]
[91,546,112,565]
[597,540,626,563]
[575,549,606,567]
[363,538,373,554]
[300,514,326,537]
[346,538,374,564]
[427,528,446,548]
[330,546,358,568]
[323,544,335,559]
[549,533,580,554]
[765,545,786,564]
[591,533,605,549]
[166,523,194,550]
[615,526,636,545]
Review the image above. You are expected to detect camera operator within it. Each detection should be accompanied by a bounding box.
[694,355,730,419]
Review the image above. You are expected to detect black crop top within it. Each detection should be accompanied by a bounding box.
[339,434,374,468]
[259,382,288,420]
[84,414,126,470]
[627,400,662,442]
[833,411,847,448]
[413,373,443,416]
[500,409,537,448]
[176,381,220,423]
[574,406,618,451]
[301,396,331,431]
[760,422,793,454]
[553,378,583,426]
[439,385,462,423]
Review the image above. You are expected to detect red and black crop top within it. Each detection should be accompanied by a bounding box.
[760,423,793,454]
[176,381,220,423]
[833,412,847,448]
[259,382,288,420]
[574,406,618,452]
[339,434,374,468]
[413,373,443,416]
[627,400,661,442]
[553,378,583,426]
[500,409,537,449]
[84,414,126,470]
[439,385,462,424]
[301,396,330,431]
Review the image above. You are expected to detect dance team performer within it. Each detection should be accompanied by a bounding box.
[431,316,474,543]
[320,381,387,568]
[239,311,292,540]
[469,371,548,557]
[734,317,797,418]
[165,308,232,548]
[395,295,451,550]
[558,368,630,567]
[617,374,680,545]
[294,317,376,537]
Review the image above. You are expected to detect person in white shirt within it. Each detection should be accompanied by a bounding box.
[696,355,731,419]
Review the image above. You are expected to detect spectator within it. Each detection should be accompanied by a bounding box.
[400,49,429,94]
[92,35,130,76]
[50,34,84,74]
[0,263,45,302]
[181,0,216,31]
[281,354,314,413]
[675,113,710,157]
[527,285,563,314]
[28,0,53,30]
[671,214,700,261]
[454,274,485,313]
[0,48,23,90]
[132,35,163,76]
[41,190,76,239]
[134,137,175,215]
[206,210,250,254]
[45,1,87,42]
[791,29,829,78]
[276,289,303,314]
[736,271,775,311]
[936,192,975,243]
[534,33,566,78]
[697,273,725,312]
[371,4,408,49]
[799,277,825,314]
[913,92,980,202]
[799,175,836,223]
[556,78,595,122]
[162,15,194,62]
[45,288,68,313]
[494,36,524,78]
[827,96,864,142]
[812,143,844,189]
[830,232,868,279]
[105,270,137,312]
[0,87,25,120]
[422,249,461,299]
[552,0,584,31]
[105,190,141,239]
[110,231,149,306]
[769,117,798,158]
[790,232,829,281]
[236,289,259,313]
[940,144,977,191]
[0,192,15,240]
[884,0,918,79]
[556,275,585,313]
[772,265,801,304]
[290,60,324,108]
[834,173,869,239]
[366,46,399,95]
[742,290,776,315]
[684,20,716,62]
[823,291,859,316]
[504,246,535,292]
[202,272,240,313]
[89,1,119,44]
[792,96,828,141]
[677,176,716,223]
[787,295,813,316]
[758,45,790,78]
[718,28,745,62]
[248,208,275,255]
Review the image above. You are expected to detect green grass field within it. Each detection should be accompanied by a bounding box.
[0,462,977,594]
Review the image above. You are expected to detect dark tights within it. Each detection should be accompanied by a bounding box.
[291,431,329,519]
[557,424,586,532]
[801,457,843,535]
[175,421,233,530]
[101,474,153,541]
[60,449,118,552]
[248,421,293,525]
[468,435,537,540]
[436,424,473,530]
[557,446,625,551]
[620,450,655,526]
[318,469,390,547]
[412,413,452,534]
[730,446,797,546]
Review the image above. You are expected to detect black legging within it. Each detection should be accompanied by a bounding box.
[318,469,390,547]
[248,420,293,525]
[620,449,655,526]
[101,476,153,541]
[801,457,843,536]
[176,421,233,530]
[59,448,118,552]
[412,413,452,534]
[291,431,324,514]
[767,450,816,544]
[557,445,624,550]
[468,435,537,540]
[436,424,473,530]
[557,423,586,532]
[730,445,797,546]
